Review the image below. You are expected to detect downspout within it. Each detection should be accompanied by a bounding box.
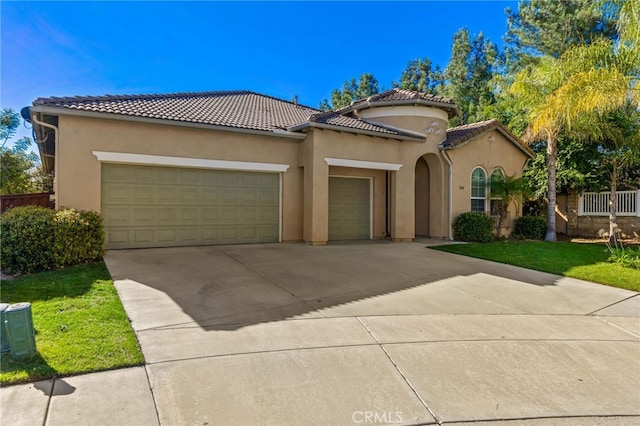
[441,149,454,240]
[31,113,59,208]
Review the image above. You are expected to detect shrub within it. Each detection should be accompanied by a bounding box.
[53,209,104,269]
[513,216,546,240]
[608,246,640,270]
[453,211,494,243]
[1,206,56,274]
[0,206,104,274]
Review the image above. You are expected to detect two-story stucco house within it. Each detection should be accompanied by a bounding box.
[25,88,534,249]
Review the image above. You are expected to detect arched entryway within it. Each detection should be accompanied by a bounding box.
[415,157,430,237]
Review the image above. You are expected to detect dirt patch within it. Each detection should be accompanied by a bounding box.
[558,234,640,246]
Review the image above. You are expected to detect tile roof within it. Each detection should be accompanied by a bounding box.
[441,119,535,157]
[33,91,319,133]
[353,88,455,106]
[32,90,428,140]
[340,88,460,118]
[296,111,423,139]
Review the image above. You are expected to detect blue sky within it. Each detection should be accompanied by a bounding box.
[2,1,517,144]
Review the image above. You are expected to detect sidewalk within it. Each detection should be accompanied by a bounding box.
[1,367,158,426]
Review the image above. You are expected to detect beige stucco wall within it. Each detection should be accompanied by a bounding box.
[446,130,530,232]
[54,112,529,246]
[56,115,304,242]
[303,128,450,243]
[328,166,387,239]
[357,105,449,136]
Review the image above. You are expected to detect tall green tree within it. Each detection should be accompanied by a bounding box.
[443,29,498,125]
[522,137,605,199]
[1,107,21,149]
[0,108,53,194]
[319,73,380,110]
[393,58,445,94]
[504,0,617,70]
[511,0,639,242]
[494,0,619,136]
[510,56,566,241]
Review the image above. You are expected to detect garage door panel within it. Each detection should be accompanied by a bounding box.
[102,164,280,248]
[180,188,200,203]
[133,229,154,244]
[158,229,178,242]
[201,188,219,202]
[103,207,130,226]
[157,187,179,203]
[177,228,199,242]
[104,185,132,204]
[132,186,155,203]
[179,169,201,184]
[132,208,155,225]
[179,208,200,224]
[103,164,132,181]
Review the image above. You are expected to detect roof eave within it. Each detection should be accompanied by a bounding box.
[289,121,424,142]
[439,126,535,159]
[340,98,460,119]
[29,105,308,140]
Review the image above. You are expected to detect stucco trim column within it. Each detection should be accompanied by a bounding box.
[391,166,416,242]
[302,137,330,245]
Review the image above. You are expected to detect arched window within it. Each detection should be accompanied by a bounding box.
[470,167,487,212]
[490,168,505,216]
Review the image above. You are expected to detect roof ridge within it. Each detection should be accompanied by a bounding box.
[34,90,255,105]
[309,110,339,121]
[34,90,321,111]
[447,118,498,131]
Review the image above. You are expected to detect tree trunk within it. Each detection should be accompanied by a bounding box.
[609,163,618,244]
[545,134,557,242]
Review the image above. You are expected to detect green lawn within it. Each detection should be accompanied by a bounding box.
[1,262,144,385]
[431,241,640,292]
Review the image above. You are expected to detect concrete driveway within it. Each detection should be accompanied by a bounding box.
[92,242,640,424]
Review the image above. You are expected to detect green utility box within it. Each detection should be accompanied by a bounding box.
[5,302,37,360]
[0,303,9,353]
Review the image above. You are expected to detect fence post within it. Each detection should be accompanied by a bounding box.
[578,194,584,216]
[636,189,640,217]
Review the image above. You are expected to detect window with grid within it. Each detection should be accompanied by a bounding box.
[471,167,487,212]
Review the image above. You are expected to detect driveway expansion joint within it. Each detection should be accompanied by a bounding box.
[355,316,443,425]
[587,293,640,316]
[143,365,162,426]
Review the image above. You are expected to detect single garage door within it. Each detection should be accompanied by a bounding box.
[328,176,371,241]
[101,164,280,249]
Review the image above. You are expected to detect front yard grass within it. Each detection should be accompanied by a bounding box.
[431,241,640,292]
[1,262,144,385]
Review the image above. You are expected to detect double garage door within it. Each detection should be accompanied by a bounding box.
[102,164,280,249]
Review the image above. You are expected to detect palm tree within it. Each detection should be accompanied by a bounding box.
[510,57,564,242]
[510,0,640,242]
[535,0,640,242]
[489,173,530,237]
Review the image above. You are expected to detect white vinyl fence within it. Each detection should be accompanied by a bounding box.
[579,190,640,216]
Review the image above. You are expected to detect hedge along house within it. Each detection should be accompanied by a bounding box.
[25,89,534,249]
